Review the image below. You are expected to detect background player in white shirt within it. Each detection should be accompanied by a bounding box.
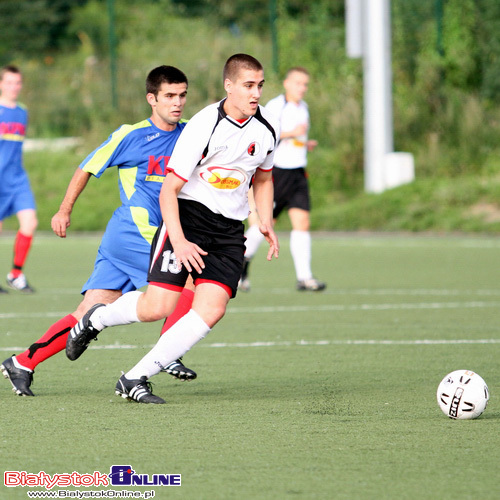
[240,67,326,292]
[66,54,280,404]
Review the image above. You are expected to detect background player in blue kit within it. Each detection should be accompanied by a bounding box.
[66,54,280,404]
[1,66,196,397]
[0,65,37,294]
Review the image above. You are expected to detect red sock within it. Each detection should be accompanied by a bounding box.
[160,288,195,335]
[16,314,78,371]
[11,231,33,276]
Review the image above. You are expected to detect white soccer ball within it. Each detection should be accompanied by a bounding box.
[437,370,490,420]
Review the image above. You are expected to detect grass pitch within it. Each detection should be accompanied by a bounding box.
[1,233,500,499]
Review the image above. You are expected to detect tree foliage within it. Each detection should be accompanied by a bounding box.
[3,0,500,190]
[0,0,87,64]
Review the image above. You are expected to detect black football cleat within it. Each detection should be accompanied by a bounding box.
[115,373,165,404]
[296,278,327,292]
[6,272,35,293]
[66,303,106,360]
[161,358,197,381]
[1,356,34,396]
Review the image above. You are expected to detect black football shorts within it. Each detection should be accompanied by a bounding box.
[272,166,310,219]
[148,199,246,298]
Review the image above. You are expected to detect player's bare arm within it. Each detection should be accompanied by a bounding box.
[51,168,92,238]
[252,168,279,261]
[159,173,207,274]
[281,123,308,139]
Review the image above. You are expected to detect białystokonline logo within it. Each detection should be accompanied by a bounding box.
[109,465,181,486]
[4,465,181,489]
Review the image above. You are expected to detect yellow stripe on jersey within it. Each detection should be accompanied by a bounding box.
[130,206,157,244]
[144,175,164,182]
[0,134,24,142]
[81,120,150,176]
[119,167,138,200]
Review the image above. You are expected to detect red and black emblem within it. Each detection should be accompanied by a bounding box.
[247,142,260,156]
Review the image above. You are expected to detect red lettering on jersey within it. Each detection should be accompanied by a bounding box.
[0,122,26,136]
[147,156,162,175]
[14,123,26,135]
[147,155,171,175]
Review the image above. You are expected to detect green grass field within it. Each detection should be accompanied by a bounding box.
[1,233,500,499]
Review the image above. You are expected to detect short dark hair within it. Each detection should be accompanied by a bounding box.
[285,67,309,79]
[223,54,263,82]
[0,64,21,80]
[146,66,188,96]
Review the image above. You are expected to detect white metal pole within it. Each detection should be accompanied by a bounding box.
[363,0,393,193]
[346,0,363,58]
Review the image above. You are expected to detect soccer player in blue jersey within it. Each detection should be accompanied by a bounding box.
[1,66,196,396]
[0,65,37,293]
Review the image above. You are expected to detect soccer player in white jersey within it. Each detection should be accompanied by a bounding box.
[240,67,326,292]
[66,54,280,404]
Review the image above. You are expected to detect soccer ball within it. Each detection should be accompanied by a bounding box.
[436,370,490,420]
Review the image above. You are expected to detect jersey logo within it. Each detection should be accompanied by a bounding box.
[292,138,306,147]
[200,166,247,190]
[0,122,26,137]
[247,142,260,156]
[146,155,171,178]
[146,132,160,141]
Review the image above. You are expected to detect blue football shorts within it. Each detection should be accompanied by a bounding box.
[81,245,149,295]
[0,181,36,221]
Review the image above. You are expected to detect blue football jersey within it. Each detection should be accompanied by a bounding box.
[0,103,28,194]
[80,118,187,280]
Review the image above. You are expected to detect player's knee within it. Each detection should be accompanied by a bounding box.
[141,302,170,323]
[213,304,226,322]
[294,220,310,231]
[19,214,38,235]
[289,209,310,231]
[201,304,227,328]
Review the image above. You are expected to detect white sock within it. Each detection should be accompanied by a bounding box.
[290,230,312,281]
[91,290,141,330]
[244,224,265,259]
[125,309,210,380]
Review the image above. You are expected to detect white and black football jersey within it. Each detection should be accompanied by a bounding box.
[167,99,279,221]
[266,94,309,169]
